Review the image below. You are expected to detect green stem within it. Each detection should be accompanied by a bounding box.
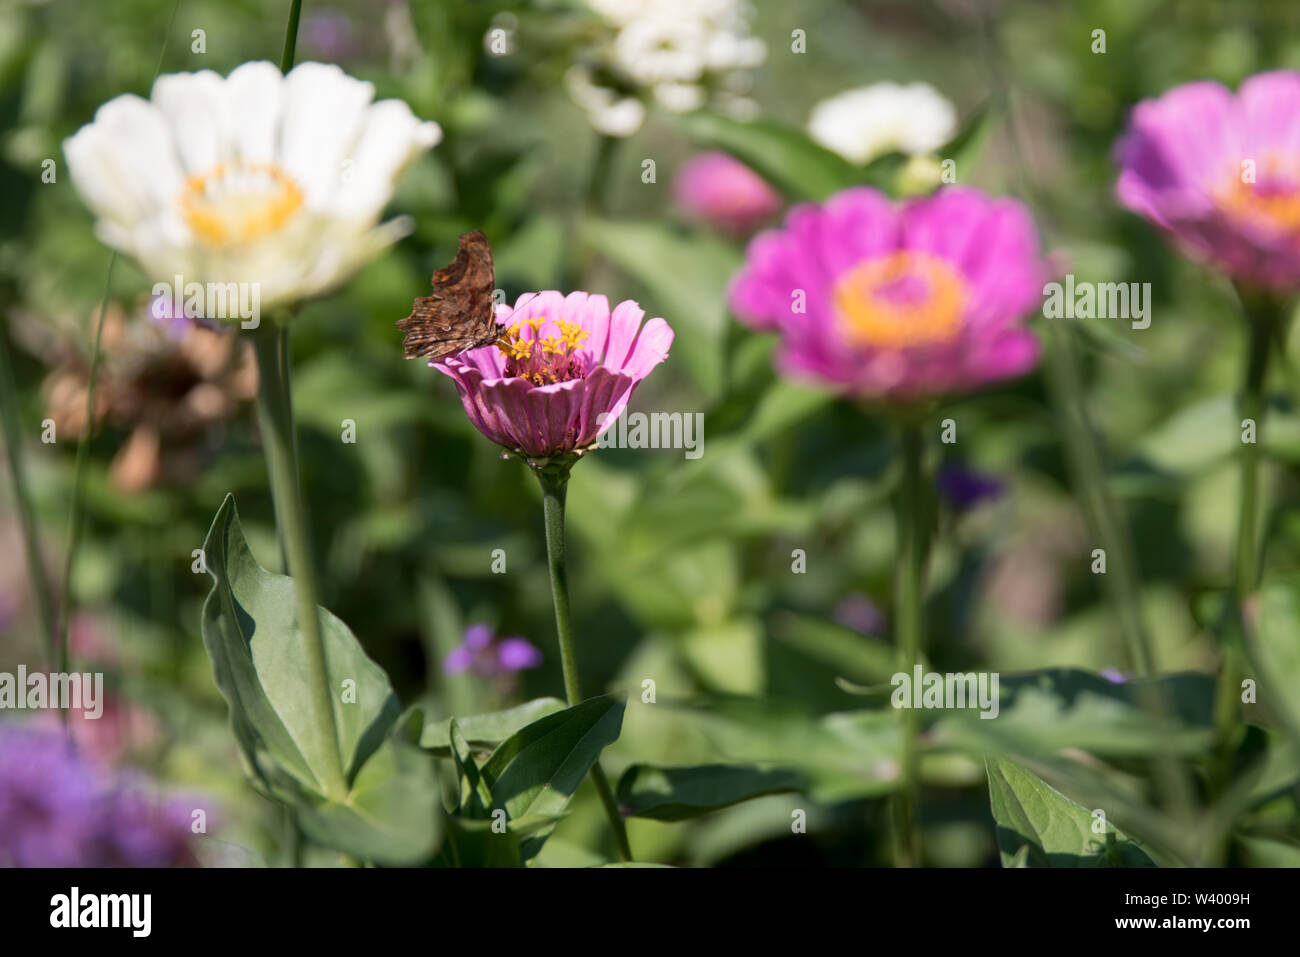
[583,134,618,215]
[1232,310,1272,602]
[536,464,633,863]
[1043,320,1155,675]
[252,326,347,801]
[0,318,59,672]
[279,0,303,73]
[1211,295,1277,810]
[57,254,117,677]
[891,422,927,868]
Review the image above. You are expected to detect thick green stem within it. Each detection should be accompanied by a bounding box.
[891,422,927,868]
[1211,298,1277,812]
[0,318,59,672]
[253,326,347,801]
[537,465,633,863]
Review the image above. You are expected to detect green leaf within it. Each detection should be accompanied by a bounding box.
[1236,833,1300,867]
[449,719,494,817]
[986,755,1155,867]
[297,736,442,866]
[681,699,900,802]
[1137,394,1300,475]
[770,611,898,684]
[200,494,440,864]
[616,763,804,821]
[418,697,567,755]
[671,111,860,200]
[580,219,739,399]
[432,816,523,868]
[935,668,1216,758]
[1250,578,1300,746]
[480,695,626,858]
[937,102,994,182]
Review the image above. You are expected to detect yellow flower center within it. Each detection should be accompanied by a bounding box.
[1214,153,1300,235]
[833,251,968,350]
[496,317,590,385]
[180,162,305,247]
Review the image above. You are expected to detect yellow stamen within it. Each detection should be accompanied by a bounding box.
[833,251,968,350]
[180,162,304,247]
[1215,154,1300,234]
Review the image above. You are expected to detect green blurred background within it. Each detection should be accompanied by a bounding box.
[2,0,1299,866]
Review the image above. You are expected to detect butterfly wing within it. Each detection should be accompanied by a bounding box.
[397,229,499,361]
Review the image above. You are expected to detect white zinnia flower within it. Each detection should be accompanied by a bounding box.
[808,82,957,165]
[572,0,765,137]
[64,61,441,315]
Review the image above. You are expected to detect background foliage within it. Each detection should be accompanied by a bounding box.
[2,0,1299,867]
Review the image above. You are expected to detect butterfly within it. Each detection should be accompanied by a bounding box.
[397,229,504,361]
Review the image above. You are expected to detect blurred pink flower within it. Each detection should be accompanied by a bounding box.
[1116,71,1300,293]
[445,624,542,678]
[435,291,673,459]
[674,151,781,234]
[728,185,1047,400]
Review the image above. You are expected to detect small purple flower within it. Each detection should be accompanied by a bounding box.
[444,625,542,679]
[832,593,886,636]
[1100,668,1130,685]
[937,463,1005,511]
[0,725,201,867]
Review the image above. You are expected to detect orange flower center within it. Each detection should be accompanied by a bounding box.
[1214,154,1300,235]
[497,317,590,385]
[833,251,968,350]
[180,162,304,247]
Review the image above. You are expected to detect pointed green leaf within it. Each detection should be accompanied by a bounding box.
[986,755,1155,867]
[200,494,440,864]
[616,763,804,821]
[201,495,399,793]
[449,719,493,818]
[480,695,625,857]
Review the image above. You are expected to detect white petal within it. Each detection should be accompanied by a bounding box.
[222,61,284,166]
[152,70,230,174]
[278,62,376,210]
[329,99,440,220]
[65,94,184,227]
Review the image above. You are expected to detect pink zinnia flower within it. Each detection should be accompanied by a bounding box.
[674,151,782,235]
[728,185,1047,400]
[1116,71,1300,293]
[435,291,673,459]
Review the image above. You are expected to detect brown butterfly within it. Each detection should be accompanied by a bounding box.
[397,229,504,361]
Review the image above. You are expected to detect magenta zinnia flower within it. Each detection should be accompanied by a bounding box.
[674,151,782,235]
[1116,71,1300,293]
[728,185,1047,400]
[435,291,673,459]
